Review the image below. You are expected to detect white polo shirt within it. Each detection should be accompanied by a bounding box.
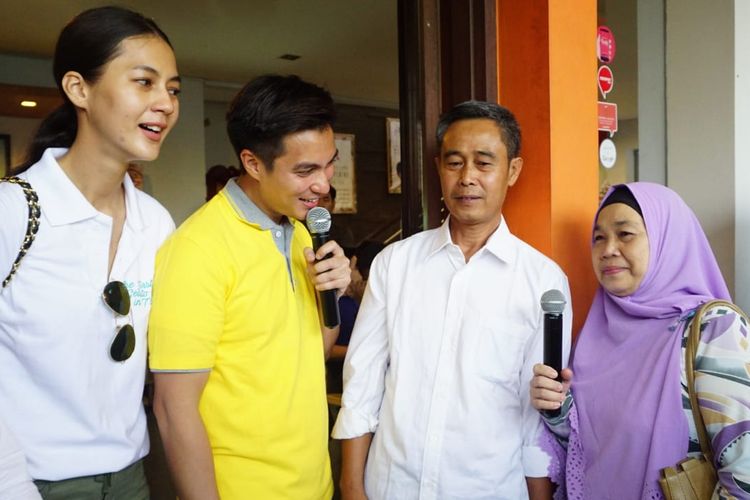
[333,218,572,500]
[0,415,40,500]
[0,148,174,480]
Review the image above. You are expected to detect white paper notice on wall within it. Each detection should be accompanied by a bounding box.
[333,133,356,213]
[599,138,617,169]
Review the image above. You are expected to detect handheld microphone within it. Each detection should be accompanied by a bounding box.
[541,289,566,417]
[305,207,341,328]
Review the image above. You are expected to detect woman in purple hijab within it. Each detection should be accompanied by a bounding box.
[530,182,750,499]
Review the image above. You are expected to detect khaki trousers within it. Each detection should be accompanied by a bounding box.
[34,459,149,500]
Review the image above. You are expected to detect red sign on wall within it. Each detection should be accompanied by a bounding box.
[598,65,614,98]
[598,102,618,136]
[597,26,616,63]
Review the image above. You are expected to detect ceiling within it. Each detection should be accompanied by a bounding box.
[0,0,400,116]
[0,1,639,120]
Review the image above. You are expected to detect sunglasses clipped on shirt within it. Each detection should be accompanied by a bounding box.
[102,281,136,362]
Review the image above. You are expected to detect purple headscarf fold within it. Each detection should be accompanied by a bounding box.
[571,182,730,499]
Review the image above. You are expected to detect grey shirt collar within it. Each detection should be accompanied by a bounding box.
[223,178,296,270]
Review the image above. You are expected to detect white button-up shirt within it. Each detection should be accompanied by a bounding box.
[332,218,572,500]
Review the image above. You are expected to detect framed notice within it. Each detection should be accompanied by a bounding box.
[385,117,401,193]
[333,133,356,213]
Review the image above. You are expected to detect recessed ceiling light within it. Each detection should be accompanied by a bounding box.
[279,54,301,61]
[20,100,37,108]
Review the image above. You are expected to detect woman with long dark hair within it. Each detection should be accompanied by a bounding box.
[0,6,179,498]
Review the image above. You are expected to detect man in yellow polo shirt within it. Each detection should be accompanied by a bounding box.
[148,75,351,500]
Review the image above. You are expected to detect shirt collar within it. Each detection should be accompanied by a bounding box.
[484,217,516,263]
[223,177,295,232]
[427,219,454,257]
[25,148,146,230]
[122,172,144,231]
[427,215,517,264]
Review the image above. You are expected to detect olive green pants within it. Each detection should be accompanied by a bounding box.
[34,459,149,500]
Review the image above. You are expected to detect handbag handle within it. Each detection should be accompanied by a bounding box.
[1,177,41,288]
[686,299,746,464]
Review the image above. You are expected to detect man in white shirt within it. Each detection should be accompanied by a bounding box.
[333,101,572,500]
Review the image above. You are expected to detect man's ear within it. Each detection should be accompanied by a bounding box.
[60,71,88,109]
[507,157,523,187]
[239,149,264,181]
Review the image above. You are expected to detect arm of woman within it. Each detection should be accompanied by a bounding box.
[0,415,41,500]
[692,306,750,499]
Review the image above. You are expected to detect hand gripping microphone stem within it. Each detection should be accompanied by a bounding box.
[306,207,341,328]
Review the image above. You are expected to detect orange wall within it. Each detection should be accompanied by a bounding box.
[497,0,599,336]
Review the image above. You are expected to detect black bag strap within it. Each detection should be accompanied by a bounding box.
[1,177,41,288]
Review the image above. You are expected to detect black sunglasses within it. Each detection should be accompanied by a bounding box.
[102,281,135,362]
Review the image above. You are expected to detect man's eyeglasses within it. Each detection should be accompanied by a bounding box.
[102,281,135,362]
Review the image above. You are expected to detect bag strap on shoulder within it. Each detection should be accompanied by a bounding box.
[1,176,41,288]
[686,299,747,463]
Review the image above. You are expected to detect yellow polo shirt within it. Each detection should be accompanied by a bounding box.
[149,181,332,499]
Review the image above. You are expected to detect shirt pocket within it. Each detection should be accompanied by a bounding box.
[470,318,528,387]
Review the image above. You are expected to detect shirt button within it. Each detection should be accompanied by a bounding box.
[275,231,281,238]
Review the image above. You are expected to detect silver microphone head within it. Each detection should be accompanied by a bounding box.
[541,289,566,314]
[306,207,332,235]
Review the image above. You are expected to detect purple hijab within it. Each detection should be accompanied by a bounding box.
[571,182,730,498]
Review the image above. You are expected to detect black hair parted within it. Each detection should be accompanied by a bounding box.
[435,100,522,160]
[226,74,336,170]
[14,6,172,173]
[52,6,171,90]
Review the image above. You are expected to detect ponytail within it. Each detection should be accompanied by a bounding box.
[12,102,77,174]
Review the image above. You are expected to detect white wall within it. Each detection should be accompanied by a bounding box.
[666,0,735,295]
[735,1,750,309]
[0,54,54,87]
[204,100,238,170]
[637,0,666,184]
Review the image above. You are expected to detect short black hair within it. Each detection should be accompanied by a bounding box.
[226,74,336,170]
[435,100,521,159]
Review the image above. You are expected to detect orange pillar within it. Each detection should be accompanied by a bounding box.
[497,0,599,335]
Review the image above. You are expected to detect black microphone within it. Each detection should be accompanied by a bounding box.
[305,207,341,328]
[541,289,566,417]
